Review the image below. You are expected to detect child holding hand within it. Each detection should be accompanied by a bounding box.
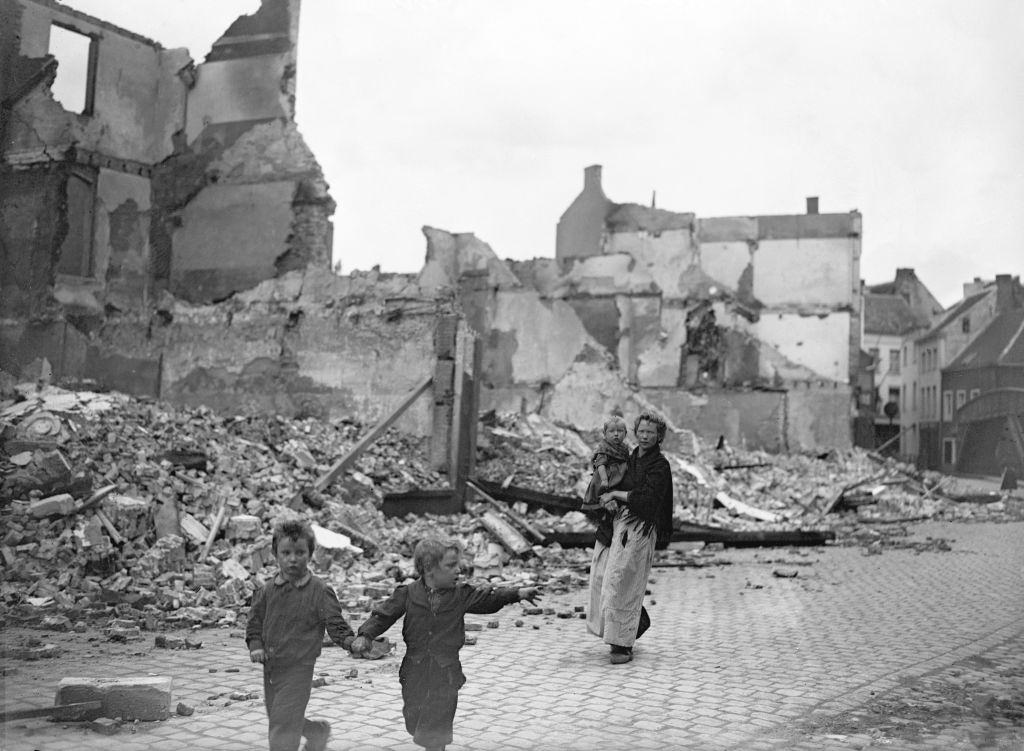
[246,518,356,751]
[350,538,540,751]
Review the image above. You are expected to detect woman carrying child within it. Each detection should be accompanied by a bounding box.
[586,410,674,664]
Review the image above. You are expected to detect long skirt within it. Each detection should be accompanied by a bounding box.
[586,511,656,648]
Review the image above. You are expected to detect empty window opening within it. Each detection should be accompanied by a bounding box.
[49,24,97,115]
[943,438,956,465]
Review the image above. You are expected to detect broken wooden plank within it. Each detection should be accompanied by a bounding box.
[74,484,117,515]
[200,495,228,561]
[478,510,534,557]
[466,480,547,543]
[382,489,462,518]
[1,701,102,723]
[93,509,124,544]
[546,526,835,549]
[289,376,432,509]
[471,478,582,512]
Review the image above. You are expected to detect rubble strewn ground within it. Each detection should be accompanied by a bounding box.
[2,380,1022,639]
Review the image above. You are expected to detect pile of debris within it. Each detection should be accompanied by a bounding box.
[1,379,1021,634]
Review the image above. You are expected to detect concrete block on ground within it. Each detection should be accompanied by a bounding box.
[54,676,172,721]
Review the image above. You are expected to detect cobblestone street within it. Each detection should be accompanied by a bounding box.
[3,520,1023,751]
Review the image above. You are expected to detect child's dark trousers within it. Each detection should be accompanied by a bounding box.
[262,661,319,751]
[400,656,465,749]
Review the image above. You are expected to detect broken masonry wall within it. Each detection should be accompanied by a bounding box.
[751,312,853,384]
[164,0,335,303]
[0,167,63,317]
[2,1,186,324]
[169,181,297,301]
[11,1,189,165]
[645,388,787,452]
[155,269,439,433]
[418,226,522,297]
[422,225,852,447]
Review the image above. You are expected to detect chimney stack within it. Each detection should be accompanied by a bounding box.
[806,196,819,215]
[994,274,1019,313]
[584,165,603,191]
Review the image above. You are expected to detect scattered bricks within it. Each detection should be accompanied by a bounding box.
[100,495,150,539]
[89,717,121,735]
[773,568,799,578]
[248,539,274,570]
[54,676,173,721]
[522,607,543,616]
[3,527,22,546]
[230,690,259,700]
[80,515,109,548]
[465,622,483,631]
[220,558,250,581]
[154,635,203,650]
[192,564,217,589]
[178,513,209,545]
[106,627,142,642]
[345,668,359,679]
[515,620,524,627]
[34,538,60,559]
[556,611,574,619]
[217,578,249,606]
[487,620,499,628]
[464,635,478,646]
[30,493,75,517]
[226,514,261,541]
[1,643,62,660]
[176,702,195,716]
[41,615,73,631]
[311,676,330,688]
[542,608,555,615]
[0,546,15,567]
[135,535,186,577]
[574,605,585,612]
[578,613,586,619]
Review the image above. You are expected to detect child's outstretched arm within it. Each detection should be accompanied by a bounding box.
[464,584,542,614]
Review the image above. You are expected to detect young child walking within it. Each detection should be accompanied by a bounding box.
[581,414,631,516]
[350,538,540,751]
[246,518,356,751]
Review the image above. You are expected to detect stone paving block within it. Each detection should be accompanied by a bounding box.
[54,676,172,721]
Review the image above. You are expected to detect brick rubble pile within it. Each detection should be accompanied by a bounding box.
[2,381,1021,637]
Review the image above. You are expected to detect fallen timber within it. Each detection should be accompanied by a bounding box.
[547,525,835,549]
[383,480,835,548]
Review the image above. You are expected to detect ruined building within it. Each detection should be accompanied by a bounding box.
[1,0,335,371]
[1,3,866,453]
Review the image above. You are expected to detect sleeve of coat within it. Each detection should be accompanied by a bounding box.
[357,585,408,639]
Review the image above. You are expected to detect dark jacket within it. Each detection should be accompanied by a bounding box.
[594,444,674,550]
[246,571,355,666]
[357,579,521,668]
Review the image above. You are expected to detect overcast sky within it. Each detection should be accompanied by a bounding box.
[57,0,1023,307]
